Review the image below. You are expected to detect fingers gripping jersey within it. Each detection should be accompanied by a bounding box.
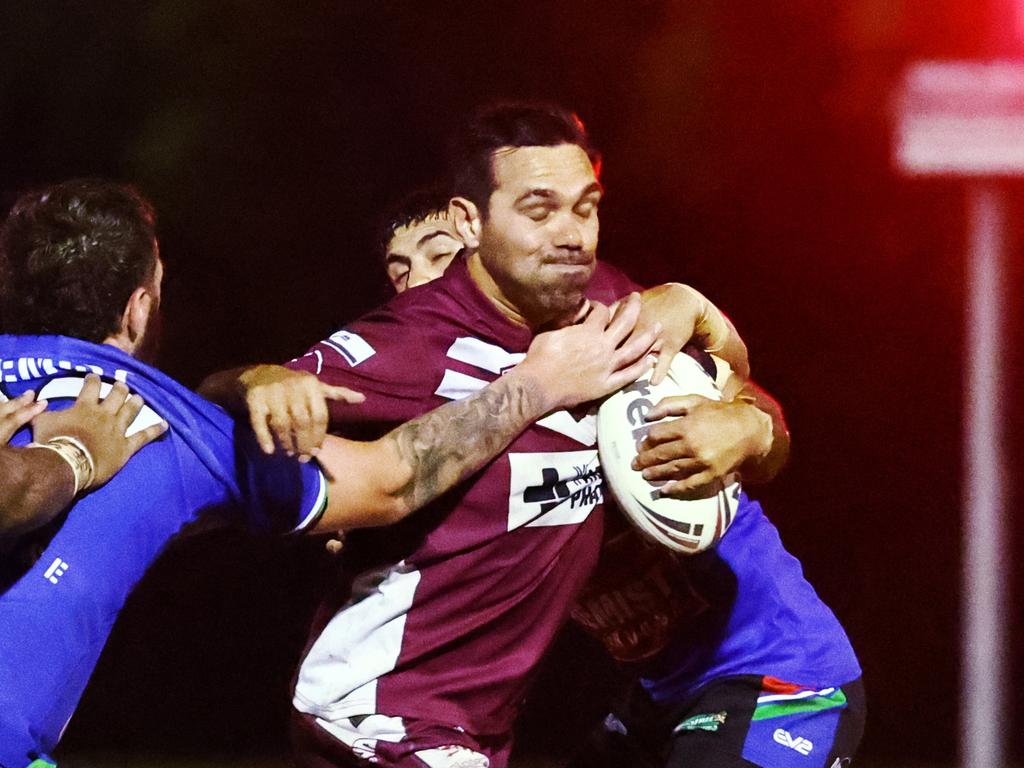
[0,336,327,768]
[288,258,640,756]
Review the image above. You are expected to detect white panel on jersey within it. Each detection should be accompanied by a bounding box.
[507,450,602,529]
[415,746,491,768]
[314,713,408,762]
[36,377,164,437]
[0,390,7,403]
[446,337,524,374]
[536,411,597,446]
[434,369,489,401]
[325,330,376,367]
[294,561,422,719]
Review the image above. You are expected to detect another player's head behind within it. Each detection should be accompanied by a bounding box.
[379,187,463,294]
[0,179,163,362]
[449,101,604,330]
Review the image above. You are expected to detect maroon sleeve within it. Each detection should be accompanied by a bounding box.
[285,310,436,433]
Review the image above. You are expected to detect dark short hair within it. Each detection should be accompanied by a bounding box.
[0,179,158,342]
[376,186,453,262]
[448,101,601,216]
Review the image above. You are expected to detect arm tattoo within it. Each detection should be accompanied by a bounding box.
[384,374,547,512]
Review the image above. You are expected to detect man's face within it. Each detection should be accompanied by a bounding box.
[385,213,463,293]
[477,143,601,328]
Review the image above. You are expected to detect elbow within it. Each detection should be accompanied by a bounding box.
[316,493,412,532]
[372,496,413,527]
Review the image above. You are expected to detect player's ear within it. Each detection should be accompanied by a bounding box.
[449,197,482,250]
[122,284,157,347]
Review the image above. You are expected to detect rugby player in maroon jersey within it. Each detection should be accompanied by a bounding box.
[202,102,785,768]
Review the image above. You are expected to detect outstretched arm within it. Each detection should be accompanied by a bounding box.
[0,375,167,540]
[309,296,657,531]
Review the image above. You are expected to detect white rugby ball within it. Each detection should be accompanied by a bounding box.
[597,351,742,555]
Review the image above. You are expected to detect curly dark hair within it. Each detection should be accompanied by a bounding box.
[0,179,158,342]
[448,101,601,218]
[376,185,453,262]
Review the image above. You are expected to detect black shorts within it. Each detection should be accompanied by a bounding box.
[567,675,865,768]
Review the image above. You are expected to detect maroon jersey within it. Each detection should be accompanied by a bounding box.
[288,257,639,763]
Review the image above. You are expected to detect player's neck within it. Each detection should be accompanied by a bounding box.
[102,331,137,357]
[466,251,531,329]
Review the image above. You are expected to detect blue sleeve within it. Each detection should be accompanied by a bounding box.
[0,437,225,767]
[227,423,328,534]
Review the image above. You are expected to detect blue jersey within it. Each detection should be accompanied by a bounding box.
[639,493,861,702]
[0,336,328,768]
[573,493,861,703]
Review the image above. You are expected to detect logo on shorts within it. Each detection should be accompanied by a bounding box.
[773,728,814,755]
[674,711,727,733]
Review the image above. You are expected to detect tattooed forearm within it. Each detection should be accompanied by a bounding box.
[383,372,549,513]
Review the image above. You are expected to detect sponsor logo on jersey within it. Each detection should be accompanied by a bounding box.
[674,711,728,733]
[507,450,602,528]
[773,728,814,755]
[43,557,69,585]
[325,330,376,367]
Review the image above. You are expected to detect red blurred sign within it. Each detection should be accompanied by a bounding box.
[896,60,1024,175]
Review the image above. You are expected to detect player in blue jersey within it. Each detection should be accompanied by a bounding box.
[0,178,657,768]
[568,391,865,768]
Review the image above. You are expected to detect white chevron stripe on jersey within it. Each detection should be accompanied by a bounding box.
[435,369,490,401]
[536,411,597,446]
[436,337,597,446]
[446,337,525,373]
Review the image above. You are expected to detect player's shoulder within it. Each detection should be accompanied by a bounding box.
[331,269,478,352]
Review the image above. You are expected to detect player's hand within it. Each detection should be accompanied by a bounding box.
[31,374,169,490]
[636,283,750,385]
[631,394,771,497]
[518,293,658,410]
[0,390,48,444]
[237,364,365,461]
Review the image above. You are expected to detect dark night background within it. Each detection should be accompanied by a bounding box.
[2,1,1022,765]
